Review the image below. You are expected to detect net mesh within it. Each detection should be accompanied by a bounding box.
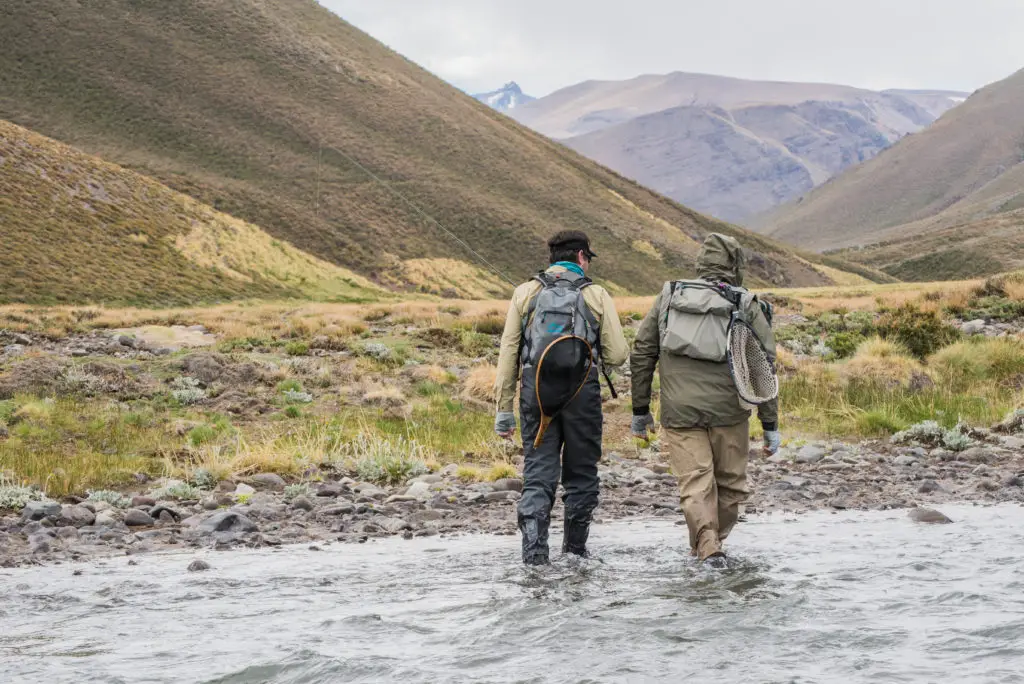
[728,320,778,406]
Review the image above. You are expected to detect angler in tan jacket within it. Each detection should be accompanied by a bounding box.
[630,234,780,566]
[494,230,629,565]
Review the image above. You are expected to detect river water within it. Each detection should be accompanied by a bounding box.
[2,504,1023,683]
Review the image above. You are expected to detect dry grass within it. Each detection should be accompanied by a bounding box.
[463,364,498,404]
[838,338,926,389]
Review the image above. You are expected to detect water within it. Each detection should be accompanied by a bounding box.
[3,505,1024,684]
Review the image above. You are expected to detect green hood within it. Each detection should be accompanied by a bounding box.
[696,233,746,287]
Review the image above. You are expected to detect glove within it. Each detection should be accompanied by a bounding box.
[763,430,781,455]
[495,411,517,439]
[631,412,655,440]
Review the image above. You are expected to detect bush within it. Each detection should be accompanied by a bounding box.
[0,475,45,510]
[192,468,218,489]
[284,406,302,419]
[891,420,974,451]
[876,305,960,360]
[187,424,218,447]
[486,463,518,481]
[86,489,130,508]
[283,483,312,501]
[840,338,927,389]
[930,338,1024,388]
[276,378,303,393]
[285,341,309,357]
[459,331,493,357]
[283,389,314,404]
[152,481,201,500]
[349,434,429,485]
[824,332,861,360]
[170,377,206,405]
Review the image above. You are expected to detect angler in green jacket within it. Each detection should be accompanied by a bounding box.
[630,233,780,566]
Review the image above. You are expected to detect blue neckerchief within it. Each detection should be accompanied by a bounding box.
[552,261,585,277]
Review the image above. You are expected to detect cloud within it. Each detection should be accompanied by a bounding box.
[322,0,1024,96]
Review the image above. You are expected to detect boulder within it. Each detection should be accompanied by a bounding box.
[59,505,96,527]
[124,509,156,527]
[250,473,286,491]
[908,508,953,524]
[197,511,258,535]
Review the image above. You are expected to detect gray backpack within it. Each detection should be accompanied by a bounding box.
[521,271,599,367]
[658,279,769,362]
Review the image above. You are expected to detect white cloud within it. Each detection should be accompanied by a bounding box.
[321,0,1024,96]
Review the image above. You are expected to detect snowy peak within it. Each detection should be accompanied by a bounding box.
[474,81,535,112]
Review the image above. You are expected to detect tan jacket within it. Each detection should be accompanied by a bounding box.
[495,265,629,412]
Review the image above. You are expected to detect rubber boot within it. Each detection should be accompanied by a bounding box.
[703,552,728,569]
[519,515,550,565]
[562,513,591,558]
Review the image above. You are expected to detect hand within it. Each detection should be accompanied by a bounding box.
[631,412,655,440]
[495,411,517,440]
[763,430,781,455]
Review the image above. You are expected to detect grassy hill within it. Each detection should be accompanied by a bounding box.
[759,67,1024,254]
[0,119,382,305]
[0,0,866,299]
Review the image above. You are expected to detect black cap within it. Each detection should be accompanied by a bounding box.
[548,230,596,259]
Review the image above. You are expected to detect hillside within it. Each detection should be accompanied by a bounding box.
[0,119,383,306]
[508,72,963,222]
[0,0,858,299]
[761,68,1024,252]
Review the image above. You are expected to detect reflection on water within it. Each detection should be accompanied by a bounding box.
[2,505,1024,683]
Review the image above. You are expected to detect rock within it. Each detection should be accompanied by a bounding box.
[201,497,221,511]
[290,496,314,512]
[181,354,224,383]
[131,496,157,508]
[29,537,51,555]
[410,474,443,484]
[796,445,827,464]
[974,479,1000,493]
[233,483,256,497]
[3,344,25,357]
[999,436,1024,451]
[908,508,953,524]
[404,481,433,499]
[375,517,411,534]
[124,509,156,527]
[59,505,96,527]
[623,496,653,507]
[768,449,791,463]
[961,319,986,335]
[150,505,182,521]
[21,500,62,522]
[70,348,88,358]
[490,478,524,493]
[917,480,941,494]
[316,484,344,498]
[463,492,485,504]
[250,473,286,491]
[894,455,918,466]
[320,503,355,516]
[118,335,136,347]
[95,511,118,527]
[197,511,258,535]
[484,491,521,502]
[386,495,418,503]
[187,559,211,572]
[56,526,80,540]
[960,447,992,464]
[1005,475,1023,488]
[14,334,32,346]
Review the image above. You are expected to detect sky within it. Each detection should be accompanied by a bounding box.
[322,0,1024,97]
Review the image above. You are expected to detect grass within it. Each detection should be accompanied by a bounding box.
[0,0,865,302]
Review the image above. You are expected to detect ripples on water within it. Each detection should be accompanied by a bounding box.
[2,505,1024,683]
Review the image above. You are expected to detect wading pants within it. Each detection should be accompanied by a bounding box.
[663,422,750,560]
[518,366,603,533]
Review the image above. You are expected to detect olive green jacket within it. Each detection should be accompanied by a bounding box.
[630,234,778,430]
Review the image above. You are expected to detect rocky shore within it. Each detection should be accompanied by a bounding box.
[3,435,1023,568]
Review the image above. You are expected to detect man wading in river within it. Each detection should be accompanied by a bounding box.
[630,234,780,567]
[494,231,629,565]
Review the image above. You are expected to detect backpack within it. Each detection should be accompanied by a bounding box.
[520,270,600,367]
[657,279,769,362]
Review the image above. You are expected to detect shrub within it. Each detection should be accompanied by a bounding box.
[285,341,309,357]
[930,338,1024,388]
[283,483,313,501]
[363,309,390,323]
[187,425,218,447]
[152,481,201,500]
[840,338,927,389]
[459,331,493,357]
[824,332,861,360]
[86,489,130,508]
[192,468,218,489]
[468,315,505,336]
[349,434,429,485]
[0,475,45,510]
[891,420,974,451]
[876,305,960,360]
[283,390,314,404]
[284,406,302,419]
[276,378,303,393]
[456,465,482,482]
[170,377,206,405]
[486,463,518,481]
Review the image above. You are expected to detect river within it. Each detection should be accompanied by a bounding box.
[2,504,1023,683]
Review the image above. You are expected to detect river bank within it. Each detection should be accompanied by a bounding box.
[4,434,1023,568]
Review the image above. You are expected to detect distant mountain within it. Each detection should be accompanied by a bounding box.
[760,68,1024,281]
[509,72,965,223]
[474,82,535,113]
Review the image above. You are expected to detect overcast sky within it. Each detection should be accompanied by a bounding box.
[322,0,1024,97]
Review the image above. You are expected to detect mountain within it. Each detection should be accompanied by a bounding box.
[0,0,870,304]
[760,68,1024,271]
[0,119,382,306]
[509,72,964,222]
[474,82,535,113]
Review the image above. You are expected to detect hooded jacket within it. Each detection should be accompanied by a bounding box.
[630,234,778,430]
